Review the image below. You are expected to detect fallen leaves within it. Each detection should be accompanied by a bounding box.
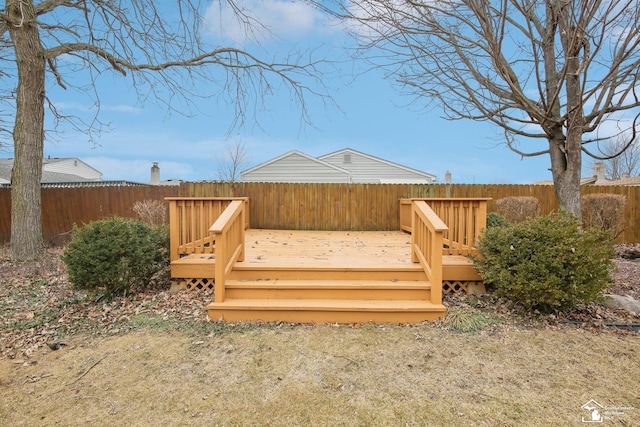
[0,248,212,360]
[1,245,639,361]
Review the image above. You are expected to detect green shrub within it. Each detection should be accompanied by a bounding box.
[472,212,614,313]
[486,212,509,228]
[62,217,169,297]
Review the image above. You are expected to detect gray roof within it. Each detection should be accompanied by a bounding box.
[242,147,438,184]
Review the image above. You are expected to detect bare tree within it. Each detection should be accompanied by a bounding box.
[598,135,640,180]
[0,0,327,260]
[217,140,249,182]
[321,0,640,219]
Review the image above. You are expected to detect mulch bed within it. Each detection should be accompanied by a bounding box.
[1,245,639,360]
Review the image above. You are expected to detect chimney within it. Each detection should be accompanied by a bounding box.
[151,162,160,185]
[593,162,606,183]
[444,171,452,184]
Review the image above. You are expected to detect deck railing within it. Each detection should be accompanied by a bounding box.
[210,200,246,303]
[411,201,448,304]
[167,197,249,262]
[400,198,489,255]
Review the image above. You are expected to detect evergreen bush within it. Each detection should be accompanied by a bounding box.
[472,212,614,312]
[62,217,169,297]
[486,212,509,228]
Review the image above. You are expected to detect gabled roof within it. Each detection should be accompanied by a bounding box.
[241,147,438,183]
[242,150,351,175]
[318,148,438,181]
[0,157,103,185]
[43,157,103,178]
[241,150,352,183]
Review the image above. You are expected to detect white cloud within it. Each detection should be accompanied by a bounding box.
[203,0,333,45]
[52,101,141,115]
[104,105,142,114]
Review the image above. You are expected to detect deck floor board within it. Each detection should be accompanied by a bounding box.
[243,229,415,269]
[240,229,475,271]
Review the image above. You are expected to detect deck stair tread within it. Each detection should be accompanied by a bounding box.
[172,254,215,264]
[225,279,431,289]
[209,298,444,311]
[207,298,446,323]
[232,264,425,271]
[223,278,433,301]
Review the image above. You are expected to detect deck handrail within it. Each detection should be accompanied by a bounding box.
[400,198,489,255]
[411,201,448,304]
[210,200,246,303]
[166,197,249,262]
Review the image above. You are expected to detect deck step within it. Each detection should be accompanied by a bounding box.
[171,254,216,278]
[228,265,427,281]
[207,298,446,324]
[224,279,431,301]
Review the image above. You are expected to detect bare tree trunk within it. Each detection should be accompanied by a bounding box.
[544,1,583,221]
[7,0,45,260]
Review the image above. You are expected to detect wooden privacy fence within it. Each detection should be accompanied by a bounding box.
[1,182,639,243]
[0,185,180,244]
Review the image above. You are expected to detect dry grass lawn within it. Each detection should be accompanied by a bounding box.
[1,321,639,426]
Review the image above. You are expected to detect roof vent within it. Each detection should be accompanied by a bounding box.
[343,154,351,164]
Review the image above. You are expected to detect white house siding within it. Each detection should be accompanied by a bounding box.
[43,158,102,181]
[242,152,350,183]
[319,149,437,184]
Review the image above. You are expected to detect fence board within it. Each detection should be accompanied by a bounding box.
[0,185,180,245]
[1,182,639,244]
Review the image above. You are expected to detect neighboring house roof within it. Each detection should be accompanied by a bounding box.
[38,180,146,188]
[535,178,605,186]
[589,176,640,186]
[43,157,102,180]
[241,150,352,183]
[0,157,103,186]
[318,148,437,184]
[536,162,640,186]
[582,162,640,186]
[241,148,438,184]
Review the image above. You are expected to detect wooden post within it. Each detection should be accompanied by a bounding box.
[411,201,418,263]
[214,231,225,303]
[168,199,179,262]
[475,199,488,246]
[430,230,443,305]
[238,201,246,262]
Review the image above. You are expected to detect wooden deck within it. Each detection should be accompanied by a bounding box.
[172,229,482,323]
[167,197,488,324]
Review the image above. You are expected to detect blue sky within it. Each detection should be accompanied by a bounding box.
[31,1,582,184]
